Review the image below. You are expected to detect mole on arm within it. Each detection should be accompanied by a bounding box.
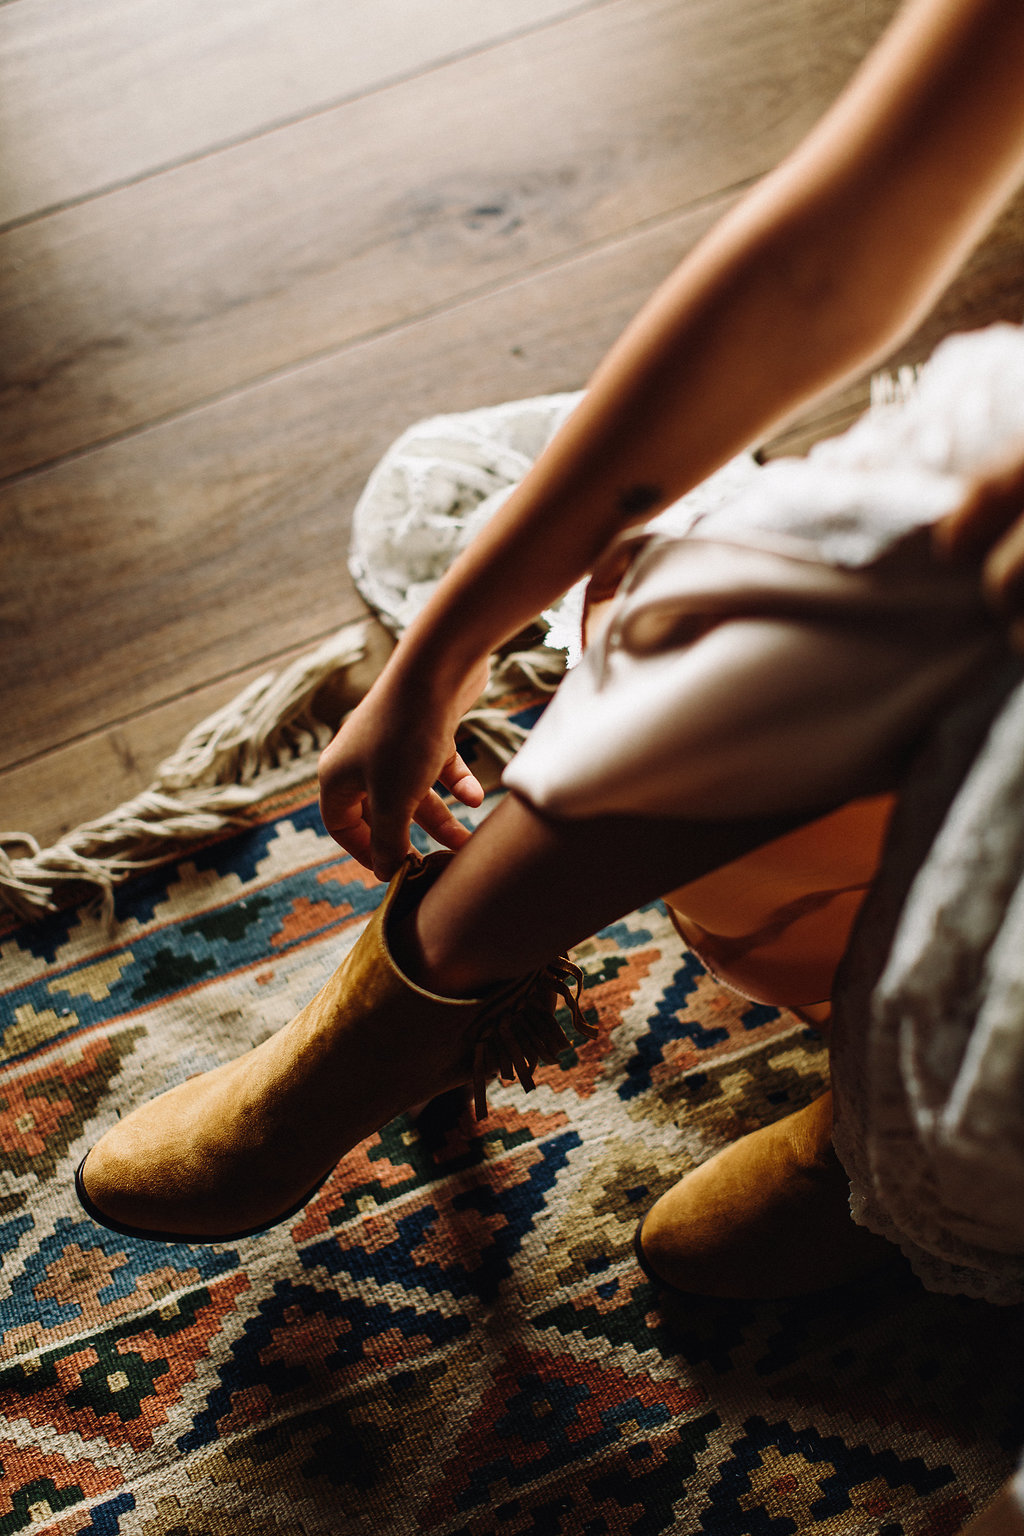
[616,484,663,517]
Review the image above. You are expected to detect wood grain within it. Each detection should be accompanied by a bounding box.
[0,652,315,846]
[8,178,1024,778]
[0,0,591,226]
[0,0,900,478]
[2,198,742,773]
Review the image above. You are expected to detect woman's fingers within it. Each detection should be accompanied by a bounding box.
[935,446,1024,650]
[438,748,484,808]
[936,447,1024,563]
[317,702,482,878]
[321,762,475,879]
[365,794,415,882]
[414,787,475,852]
[983,516,1024,647]
[319,789,375,867]
[366,787,472,881]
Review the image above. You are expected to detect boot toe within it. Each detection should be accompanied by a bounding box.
[76,1111,231,1243]
[76,1135,164,1241]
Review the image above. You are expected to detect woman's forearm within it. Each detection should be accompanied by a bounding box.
[388,0,1024,694]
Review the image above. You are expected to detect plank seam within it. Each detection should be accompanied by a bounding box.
[0,622,363,779]
[0,177,757,491]
[0,0,623,238]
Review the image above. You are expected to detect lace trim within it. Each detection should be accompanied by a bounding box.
[470,956,596,1119]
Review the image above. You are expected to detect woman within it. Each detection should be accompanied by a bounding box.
[78,0,1024,1316]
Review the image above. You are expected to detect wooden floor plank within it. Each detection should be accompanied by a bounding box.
[12,180,1024,847]
[0,655,315,846]
[0,0,599,227]
[3,197,737,772]
[8,178,1024,779]
[0,0,899,477]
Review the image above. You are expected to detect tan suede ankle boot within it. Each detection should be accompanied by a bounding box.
[636,1092,895,1299]
[960,1485,1024,1536]
[76,852,591,1243]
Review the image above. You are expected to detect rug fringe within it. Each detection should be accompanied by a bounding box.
[0,622,375,924]
[1,626,567,926]
[461,645,566,760]
[870,363,921,408]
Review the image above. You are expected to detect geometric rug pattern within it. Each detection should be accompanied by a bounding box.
[2,763,1023,1533]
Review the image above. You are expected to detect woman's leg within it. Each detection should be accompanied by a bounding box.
[76,790,813,1244]
[394,789,807,997]
[401,792,893,1301]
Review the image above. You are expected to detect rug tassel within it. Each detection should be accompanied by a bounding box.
[462,644,566,760]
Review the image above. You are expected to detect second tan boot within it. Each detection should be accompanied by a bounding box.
[636,1092,896,1299]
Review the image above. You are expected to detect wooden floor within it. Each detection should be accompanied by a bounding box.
[5,0,1024,848]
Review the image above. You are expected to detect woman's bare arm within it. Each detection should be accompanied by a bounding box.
[396,0,1024,681]
[321,0,1024,872]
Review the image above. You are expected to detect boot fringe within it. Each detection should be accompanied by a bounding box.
[471,955,596,1119]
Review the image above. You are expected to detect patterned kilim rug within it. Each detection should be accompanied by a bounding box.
[2,705,1023,1535]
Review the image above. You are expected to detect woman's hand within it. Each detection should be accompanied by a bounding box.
[935,444,1024,649]
[318,655,490,880]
